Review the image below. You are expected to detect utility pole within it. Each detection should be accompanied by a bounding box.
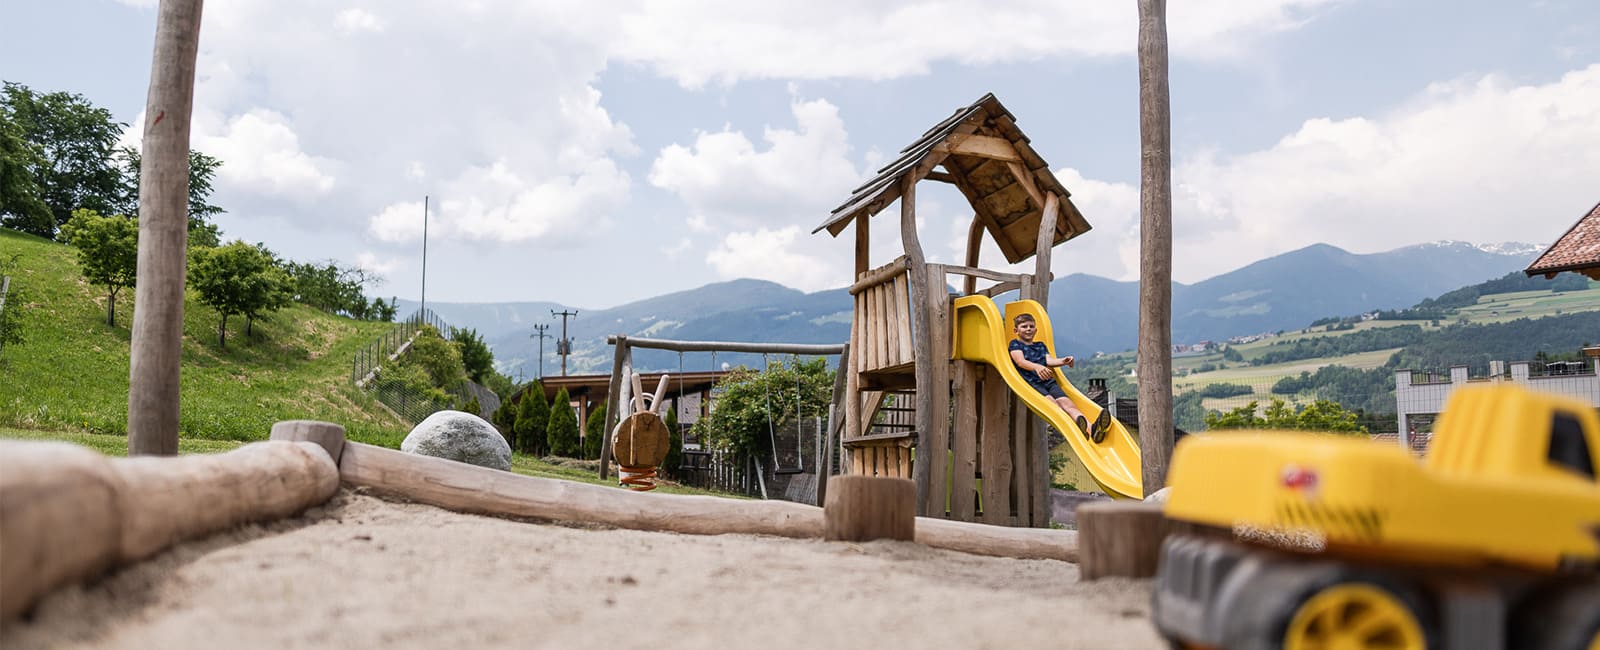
[530,323,551,379]
[419,195,429,319]
[551,309,578,376]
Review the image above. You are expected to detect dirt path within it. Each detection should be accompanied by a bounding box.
[3,489,1164,649]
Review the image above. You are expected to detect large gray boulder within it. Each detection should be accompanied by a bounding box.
[401,410,512,471]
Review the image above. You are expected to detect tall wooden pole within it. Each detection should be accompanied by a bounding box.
[1136,0,1175,491]
[127,0,205,456]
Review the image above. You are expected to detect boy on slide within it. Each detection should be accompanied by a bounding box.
[1008,313,1109,443]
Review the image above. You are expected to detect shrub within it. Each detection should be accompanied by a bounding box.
[1198,382,1253,399]
[546,387,579,457]
[582,400,607,460]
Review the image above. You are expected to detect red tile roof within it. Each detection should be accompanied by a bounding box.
[1526,201,1600,279]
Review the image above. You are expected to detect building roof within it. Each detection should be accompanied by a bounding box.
[812,93,1092,265]
[1526,200,1600,280]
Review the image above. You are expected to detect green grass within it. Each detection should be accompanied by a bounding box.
[1,228,409,447]
[0,426,738,497]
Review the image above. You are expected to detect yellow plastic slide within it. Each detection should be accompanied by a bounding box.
[951,295,1144,499]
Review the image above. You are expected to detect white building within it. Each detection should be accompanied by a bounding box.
[1393,348,1600,447]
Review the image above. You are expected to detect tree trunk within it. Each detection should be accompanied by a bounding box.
[1137,0,1174,492]
[128,0,205,457]
[106,289,116,327]
[218,313,227,349]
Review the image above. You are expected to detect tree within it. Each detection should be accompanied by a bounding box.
[58,209,139,326]
[0,82,125,239]
[450,326,495,384]
[583,401,607,460]
[188,240,288,348]
[663,403,682,478]
[515,382,550,456]
[114,147,224,247]
[406,326,466,388]
[1137,0,1175,491]
[546,387,579,457]
[461,396,482,417]
[0,116,51,233]
[689,357,831,462]
[1203,398,1366,434]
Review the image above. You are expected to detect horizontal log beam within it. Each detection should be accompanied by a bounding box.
[939,265,1029,285]
[603,336,845,356]
[337,441,1078,562]
[925,170,956,184]
[0,439,339,620]
[849,255,910,295]
[934,134,1022,163]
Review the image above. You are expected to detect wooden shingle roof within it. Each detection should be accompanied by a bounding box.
[812,94,1091,265]
[1526,201,1600,280]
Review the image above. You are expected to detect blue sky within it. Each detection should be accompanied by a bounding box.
[3,0,1596,307]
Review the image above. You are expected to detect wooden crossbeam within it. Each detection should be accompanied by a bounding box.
[935,134,1022,162]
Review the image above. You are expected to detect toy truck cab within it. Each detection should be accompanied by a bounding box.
[1152,385,1600,650]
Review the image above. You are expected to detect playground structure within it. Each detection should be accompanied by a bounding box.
[812,94,1143,525]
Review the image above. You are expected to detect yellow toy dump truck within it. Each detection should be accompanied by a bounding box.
[1152,384,1600,650]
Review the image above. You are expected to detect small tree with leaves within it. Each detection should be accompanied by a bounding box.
[450,326,495,384]
[583,400,607,460]
[58,208,137,327]
[188,240,288,348]
[546,387,579,457]
[515,383,550,456]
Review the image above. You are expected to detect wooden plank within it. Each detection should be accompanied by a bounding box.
[979,367,1012,525]
[600,337,627,480]
[860,390,886,434]
[963,215,984,295]
[935,134,1022,163]
[884,277,901,367]
[1033,191,1060,310]
[950,362,978,521]
[942,265,1029,285]
[874,283,889,370]
[899,445,911,478]
[1012,393,1031,525]
[854,212,870,278]
[1004,160,1047,211]
[893,274,913,364]
[1030,413,1050,528]
[925,170,955,184]
[845,303,862,444]
[901,174,934,516]
[924,264,953,518]
[848,255,908,295]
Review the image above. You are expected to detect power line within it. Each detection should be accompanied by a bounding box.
[530,323,551,380]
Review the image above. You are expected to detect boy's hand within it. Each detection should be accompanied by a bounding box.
[1035,366,1052,380]
[1064,356,1075,368]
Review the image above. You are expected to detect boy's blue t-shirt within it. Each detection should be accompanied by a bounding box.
[1009,339,1054,389]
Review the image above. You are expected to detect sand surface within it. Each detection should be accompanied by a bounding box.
[3,489,1164,649]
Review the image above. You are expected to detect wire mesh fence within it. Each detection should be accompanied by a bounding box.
[352,308,469,425]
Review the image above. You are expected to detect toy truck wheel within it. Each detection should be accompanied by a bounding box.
[1221,567,1436,650]
[1282,581,1429,650]
[1510,580,1600,650]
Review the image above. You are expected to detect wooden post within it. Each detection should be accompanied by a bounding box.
[950,362,978,520]
[926,264,952,517]
[1138,0,1175,492]
[963,214,984,296]
[818,342,850,506]
[979,366,1012,525]
[127,0,205,456]
[269,420,347,465]
[899,174,934,516]
[599,336,627,480]
[1033,192,1059,310]
[823,475,915,542]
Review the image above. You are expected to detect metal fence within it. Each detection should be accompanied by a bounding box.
[352,308,451,385]
[675,448,762,497]
[353,308,468,425]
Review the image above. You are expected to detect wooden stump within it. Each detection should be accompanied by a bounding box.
[1076,500,1170,580]
[824,475,915,542]
[270,420,347,464]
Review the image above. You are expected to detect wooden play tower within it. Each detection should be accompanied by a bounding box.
[814,94,1094,527]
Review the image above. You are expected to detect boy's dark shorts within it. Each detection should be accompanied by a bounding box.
[1028,381,1067,399]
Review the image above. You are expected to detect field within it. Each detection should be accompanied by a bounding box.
[1,228,410,447]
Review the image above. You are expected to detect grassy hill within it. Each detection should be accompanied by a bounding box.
[0,228,411,447]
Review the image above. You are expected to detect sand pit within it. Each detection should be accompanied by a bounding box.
[3,488,1164,649]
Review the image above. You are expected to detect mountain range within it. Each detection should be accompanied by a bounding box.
[398,241,1547,377]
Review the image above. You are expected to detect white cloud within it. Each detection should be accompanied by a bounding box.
[195,109,337,198]
[612,0,1344,87]
[1064,65,1600,284]
[335,8,384,34]
[649,96,861,232]
[705,227,839,291]
[356,251,403,276]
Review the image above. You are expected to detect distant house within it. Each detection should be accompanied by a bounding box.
[1525,200,1600,280]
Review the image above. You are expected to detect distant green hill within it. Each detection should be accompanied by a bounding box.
[0,228,410,447]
